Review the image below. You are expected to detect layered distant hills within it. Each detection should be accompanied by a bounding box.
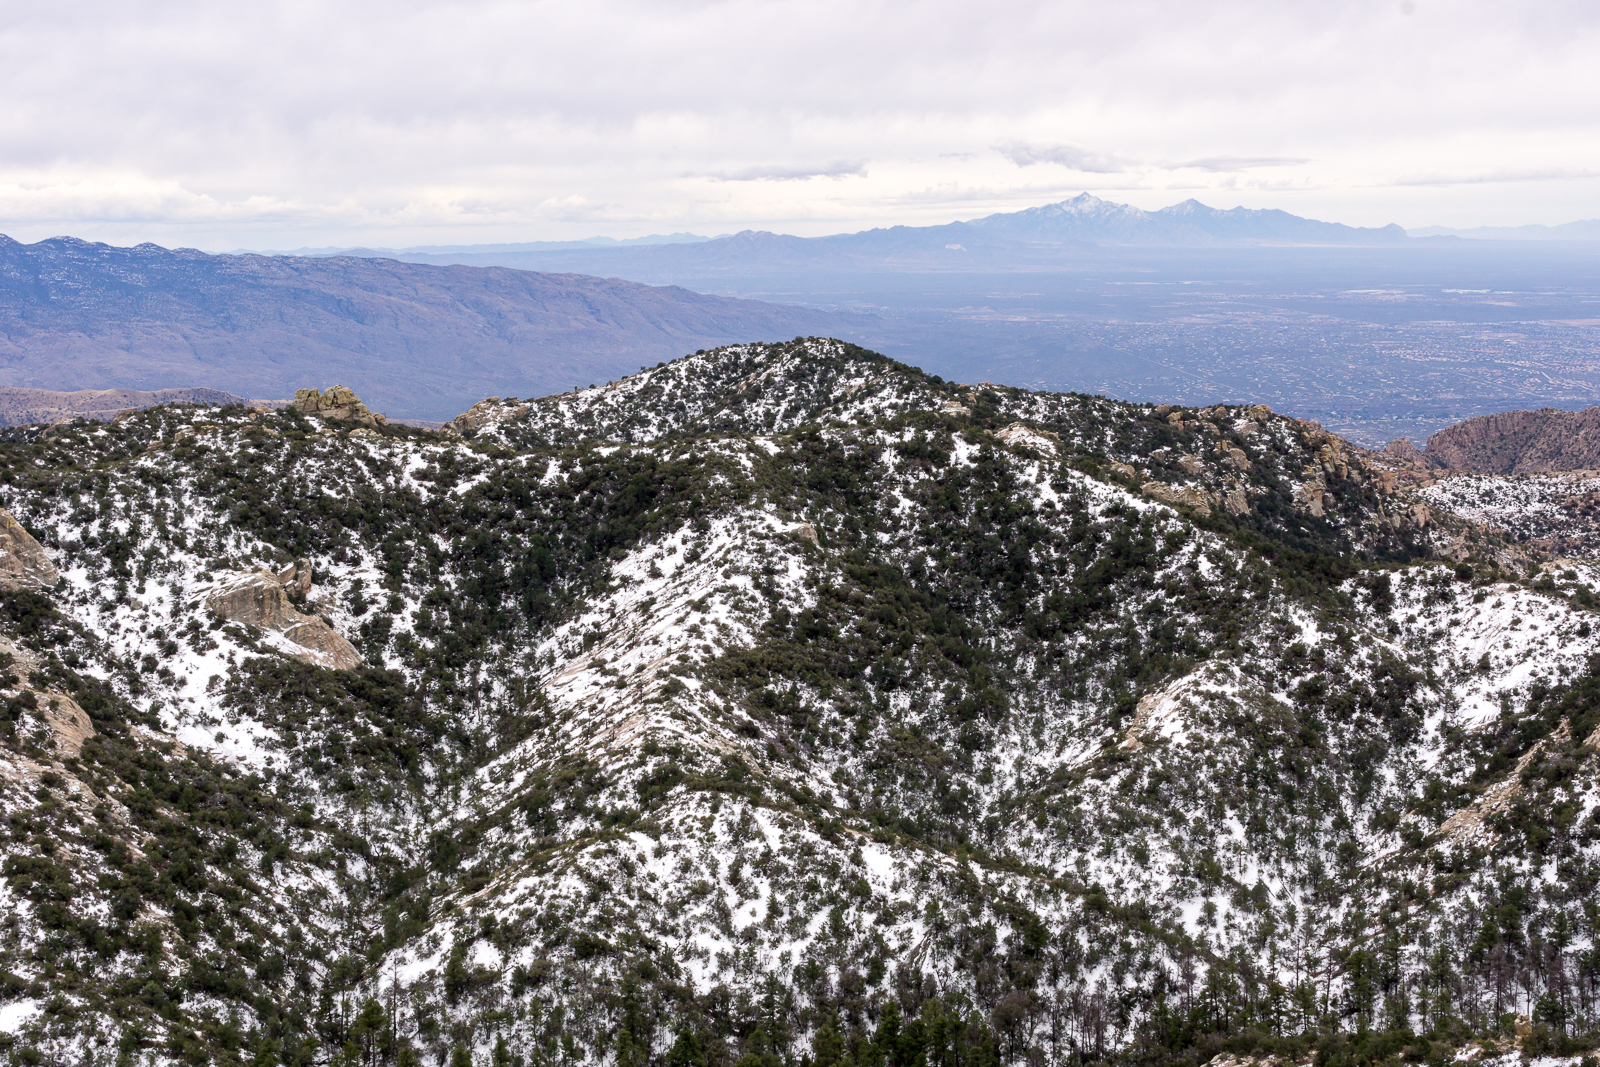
[0,235,850,421]
[1409,219,1600,241]
[0,386,246,428]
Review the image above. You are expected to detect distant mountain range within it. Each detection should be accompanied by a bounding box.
[0,386,247,428]
[1407,219,1600,241]
[961,193,1409,245]
[253,194,1413,277]
[0,235,852,421]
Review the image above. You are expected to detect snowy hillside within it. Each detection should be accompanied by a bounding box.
[0,339,1595,1066]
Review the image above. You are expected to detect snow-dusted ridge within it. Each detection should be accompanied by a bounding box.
[0,339,1595,1064]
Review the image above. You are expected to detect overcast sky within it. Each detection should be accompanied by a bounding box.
[2,0,1597,249]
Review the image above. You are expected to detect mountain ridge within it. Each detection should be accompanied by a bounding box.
[1424,405,1600,473]
[0,236,856,421]
[0,386,250,428]
[1,339,1594,1065]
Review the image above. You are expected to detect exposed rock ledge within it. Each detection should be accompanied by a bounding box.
[0,508,58,592]
[291,385,387,428]
[445,396,530,435]
[205,560,360,670]
[1141,481,1249,517]
[0,634,95,759]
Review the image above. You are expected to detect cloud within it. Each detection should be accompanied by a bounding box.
[707,161,869,183]
[1002,148,1309,175]
[0,0,1597,243]
[998,144,1130,174]
[1390,168,1600,187]
[1171,156,1310,172]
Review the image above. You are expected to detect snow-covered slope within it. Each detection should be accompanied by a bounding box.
[0,340,1595,1066]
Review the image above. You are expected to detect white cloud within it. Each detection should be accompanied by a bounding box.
[708,161,869,182]
[1390,168,1600,187]
[1172,156,1311,172]
[998,144,1130,174]
[0,0,1596,245]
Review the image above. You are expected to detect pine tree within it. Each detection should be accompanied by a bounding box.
[667,1026,706,1067]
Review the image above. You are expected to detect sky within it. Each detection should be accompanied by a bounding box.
[1,0,1597,250]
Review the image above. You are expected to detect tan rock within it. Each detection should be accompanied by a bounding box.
[1107,461,1137,478]
[1224,448,1250,471]
[995,423,1058,454]
[1294,480,1326,517]
[448,396,531,435]
[206,567,361,670]
[0,508,58,592]
[275,557,313,596]
[1175,454,1205,475]
[1142,481,1214,515]
[41,693,94,757]
[1381,437,1431,466]
[291,386,388,428]
[1221,488,1249,515]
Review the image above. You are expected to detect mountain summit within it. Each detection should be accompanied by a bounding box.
[963,192,1408,245]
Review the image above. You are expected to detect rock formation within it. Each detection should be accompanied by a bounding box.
[446,396,530,436]
[1422,406,1600,474]
[1381,437,1431,466]
[0,508,58,592]
[291,386,388,428]
[205,563,360,670]
[274,557,314,596]
[1142,481,1233,516]
[40,693,95,757]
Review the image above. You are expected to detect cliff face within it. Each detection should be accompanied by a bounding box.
[1423,405,1600,473]
[0,507,58,591]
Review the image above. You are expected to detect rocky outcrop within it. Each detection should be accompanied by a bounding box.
[0,508,57,592]
[292,386,387,428]
[1141,481,1249,517]
[995,423,1059,454]
[1381,437,1432,466]
[446,396,530,436]
[1423,406,1600,474]
[205,562,360,670]
[0,634,95,757]
[40,693,95,757]
[274,557,313,596]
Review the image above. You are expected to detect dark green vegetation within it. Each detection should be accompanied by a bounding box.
[0,340,1595,1067]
